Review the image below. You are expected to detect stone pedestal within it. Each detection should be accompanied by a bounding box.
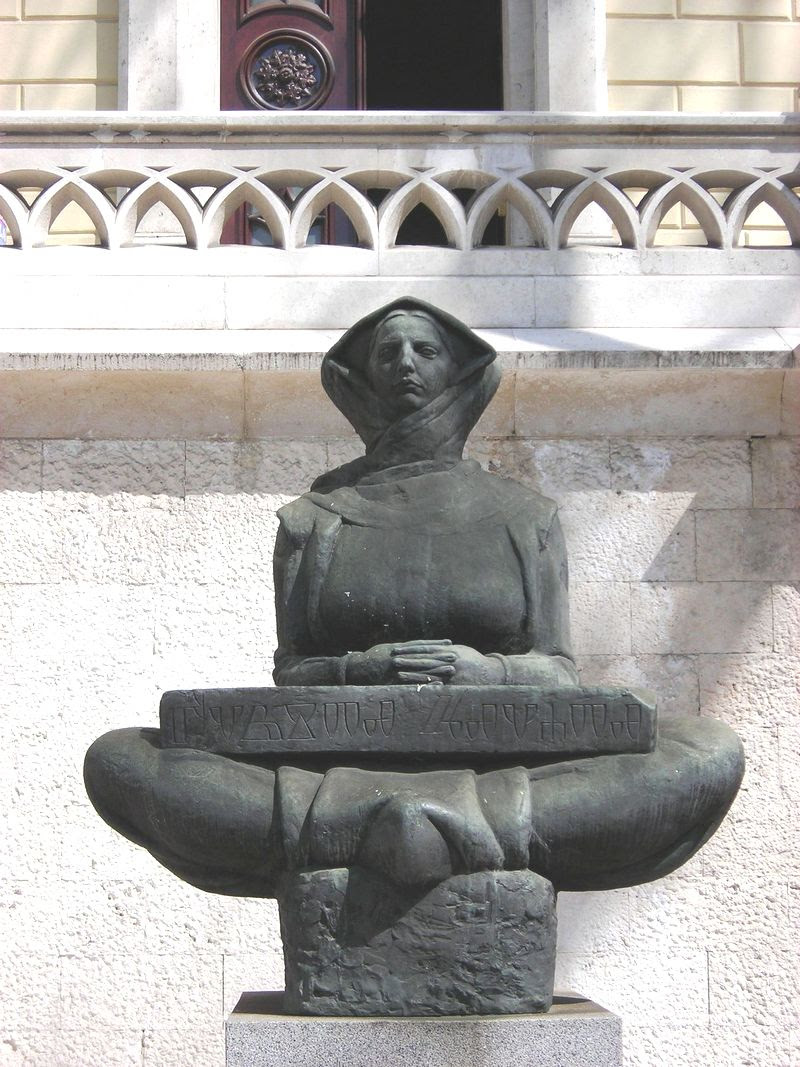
[225,992,623,1067]
[278,868,557,1016]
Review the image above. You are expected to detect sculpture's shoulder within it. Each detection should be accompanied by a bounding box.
[275,494,326,548]
[470,465,559,539]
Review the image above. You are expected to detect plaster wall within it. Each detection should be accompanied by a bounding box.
[0,361,797,1066]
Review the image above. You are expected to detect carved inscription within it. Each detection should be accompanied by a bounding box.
[160,686,656,759]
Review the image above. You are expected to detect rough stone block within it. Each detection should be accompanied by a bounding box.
[0,440,42,492]
[560,492,695,581]
[245,371,353,438]
[698,652,800,728]
[696,509,800,581]
[143,1028,225,1067]
[555,948,709,1022]
[185,441,328,497]
[752,438,800,508]
[226,994,622,1067]
[773,583,800,654]
[279,868,556,1016]
[781,369,800,435]
[467,439,612,497]
[569,583,632,655]
[610,439,751,509]
[59,952,222,1030]
[43,440,185,502]
[631,582,774,654]
[576,653,699,717]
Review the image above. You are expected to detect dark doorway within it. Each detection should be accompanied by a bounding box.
[363,0,503,110]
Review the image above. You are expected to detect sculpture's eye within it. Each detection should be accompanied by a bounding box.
[415,343,439,359]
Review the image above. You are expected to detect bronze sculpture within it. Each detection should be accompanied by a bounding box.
[85,298,744,1016]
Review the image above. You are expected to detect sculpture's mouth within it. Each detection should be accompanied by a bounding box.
[395,377,424,395]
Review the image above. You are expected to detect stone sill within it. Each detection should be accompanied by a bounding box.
[1,111,798,142]
[0,328,796,372]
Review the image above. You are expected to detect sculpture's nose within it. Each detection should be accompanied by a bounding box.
[397,339,416,372]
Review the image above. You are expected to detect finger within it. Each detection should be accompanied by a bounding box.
[392,655,456,668]
[392,641,453,654]
[396,672,446,685]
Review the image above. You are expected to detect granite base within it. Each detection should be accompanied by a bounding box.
[225,992,623,1067]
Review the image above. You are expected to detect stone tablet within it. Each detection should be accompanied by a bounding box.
[159,684,656,759]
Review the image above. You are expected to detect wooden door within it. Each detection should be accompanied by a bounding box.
[221,0,364,111]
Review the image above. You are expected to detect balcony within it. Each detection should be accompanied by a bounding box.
[0,111,798,336]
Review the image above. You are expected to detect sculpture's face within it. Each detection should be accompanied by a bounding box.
[367,313,457,415]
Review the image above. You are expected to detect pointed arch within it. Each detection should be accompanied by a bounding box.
[202,176,291,248]
[553,178,640,249]
[114,177,203,248]
[378,177,467,249]
[466,178,554,249]
[639,178,727,249]
[289,176,377,249]
[27,177,114,248]
[726,172,800,248]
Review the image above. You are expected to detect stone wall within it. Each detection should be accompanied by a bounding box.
[1,358,797,1066]
[608,0,800,114]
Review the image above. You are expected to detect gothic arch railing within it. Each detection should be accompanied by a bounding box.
[0,113,798,256]
[2,164,799,251]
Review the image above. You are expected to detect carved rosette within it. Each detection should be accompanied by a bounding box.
[241,33,333,110]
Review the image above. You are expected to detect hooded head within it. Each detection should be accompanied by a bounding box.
[318,298,500,487]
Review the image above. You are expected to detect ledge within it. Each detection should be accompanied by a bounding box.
[0,328,795,371]
[1,110,799,142]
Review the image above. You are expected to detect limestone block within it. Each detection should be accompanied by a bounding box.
[680,0,791,13]
[533,277,800,331]
[58,800,165,884]
[0,0,19,15]
[752,438,800,508]
[0,371,243,440]
[174,495,281,588]
[514,370,782,439]
[610,439,751,509]
[742,22,800,83]
[25,0,117,14]
[699,792,798,881]
[773,583,800,655]
[0,277,225,331]
[466,439,612,497]
[559,492,695,581]
[326,437,366,469]
[623,1020,793,1067]
[626,875,792,957]
[555,948,708,1022]
[0,1028,143,1067]
[607,0,674,13]
[569,582,631,654]
[0,20,116,80]
[696,509,800,581]
[699,652,800,728]
[0,495,69,582]
[556,890,630,955]
[0,83,20,107]
[43,440,185,504]
[782,369,800,435]
[0,953,60,1029]
[608,84,678,111]
[185,441,328,497]
[778,724,800,802]
[143,1029,225,1067]
[59,952,222,1030]
[22,83,106,111]
[607,18,739,83]
[0,440,42,492]
[245,371,354,438]
[708,947,799,1028]
[576,653,699,717]
[681,84,796,112]
[631,582,774,654]
[152,582,274,687]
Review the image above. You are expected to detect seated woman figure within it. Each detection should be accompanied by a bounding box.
[85,298,744,899]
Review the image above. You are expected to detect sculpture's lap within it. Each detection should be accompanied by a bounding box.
[84,717,743,896]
